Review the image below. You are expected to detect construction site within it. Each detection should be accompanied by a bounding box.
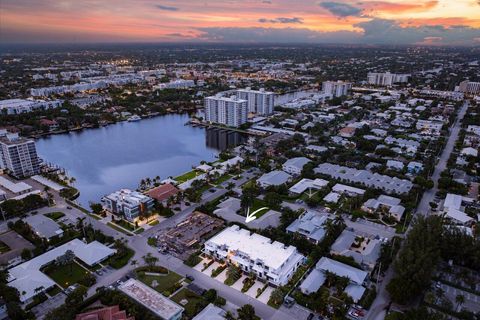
[156,211,224,259]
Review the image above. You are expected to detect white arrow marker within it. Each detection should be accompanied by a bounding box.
[245,207,269,223]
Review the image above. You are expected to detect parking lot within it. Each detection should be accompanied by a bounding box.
[438,282,480,313]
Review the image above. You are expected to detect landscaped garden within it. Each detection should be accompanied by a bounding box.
[0,240,10,254]
[170,288,207,318]
[136,267,183,296]
[45,211,66,221]
[174,170,201,183]
[43,262,90,288]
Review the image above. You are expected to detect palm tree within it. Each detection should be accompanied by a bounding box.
[455,294,465,312]
[76,217,87,239]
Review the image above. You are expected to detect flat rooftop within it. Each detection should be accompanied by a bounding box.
[0,176,32,194]
[206,225,298,270]
[119,279,184,320]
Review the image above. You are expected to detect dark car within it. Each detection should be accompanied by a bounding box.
[186,275,195,281]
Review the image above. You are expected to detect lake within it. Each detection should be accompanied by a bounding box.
[36,114,247,206]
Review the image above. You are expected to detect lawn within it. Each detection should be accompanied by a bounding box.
[148,220,159,226]
[171,288,206,318]
[0,240,10,254]
[213,174,233,186]
[43,262,90,288]
[250,198,269,218]
[113,219,135,231]
[174,170,200,183]
[107,222,133,236]
[45,211,66,221]
[137,270,183,295]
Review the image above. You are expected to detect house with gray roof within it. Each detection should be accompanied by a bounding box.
[314,163,413,194]
[300,257,368,302]
[257,170,292,188]
[286,210,331,244]
[362,195,406,221]
[25,214,63,240]
[282,157,311,175]
[330,229,382,270]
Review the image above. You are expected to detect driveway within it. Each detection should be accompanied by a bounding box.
[232,275,247,291]
[215,268,228,283]
[258,286,274,304]
[245,280,264,298]
[202,261,221,277]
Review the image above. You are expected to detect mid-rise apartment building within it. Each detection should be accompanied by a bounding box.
[0,133,40,179]
[204,95,248,127]
[204,225,305,286]
[236,88,274,115]
[102,189,154,221]
[367,72,410,86]
[322,81,352,97]
[458,80,480,95]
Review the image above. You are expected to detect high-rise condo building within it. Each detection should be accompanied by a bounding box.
[0,133,41,179]
[367,72,410,86]
[236,88,275,115]
[322,81,352,97]
[204,95,248,127]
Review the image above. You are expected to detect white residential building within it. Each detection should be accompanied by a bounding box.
[204,95,248,128]
[458,80,480,95]
[0,133,41,179]
[0,99,62,115]
[282,157,311,175]
[204,225,305,286]
[154,79,195,90]
[102,189,154,221]
[236,88,275,115]
[367,72,410,86]
[322,81,352,97]
[257,170,292,188]
[315,163,413,194]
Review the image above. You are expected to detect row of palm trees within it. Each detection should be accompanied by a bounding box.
[138,176,161,191]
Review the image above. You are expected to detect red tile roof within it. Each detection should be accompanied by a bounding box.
[146,183,179,202]
[75,305,134,320]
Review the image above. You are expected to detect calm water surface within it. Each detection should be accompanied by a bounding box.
[36,114,245,206]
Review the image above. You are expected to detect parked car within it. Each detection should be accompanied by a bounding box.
[186,274,195,281]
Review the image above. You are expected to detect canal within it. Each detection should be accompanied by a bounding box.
[36,114,247,206]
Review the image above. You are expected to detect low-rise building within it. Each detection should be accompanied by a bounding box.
[24,215,64,241]
[288,178,329,195]
[331,229,382,270]
[315,163,413,194]
[282,157,311,175]
[257,170,292,188]
[204,225,305,286]
[119,279,184,320]
[102,189,154,221]
[286,210,331,244]
[146,183,179,204]
[8,239,115,303]
[362,195,405,221]
[300,257,368,302]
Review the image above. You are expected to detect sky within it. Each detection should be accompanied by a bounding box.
[1,0,480,45]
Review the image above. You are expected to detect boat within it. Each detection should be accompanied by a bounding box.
[127,115,141,122]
